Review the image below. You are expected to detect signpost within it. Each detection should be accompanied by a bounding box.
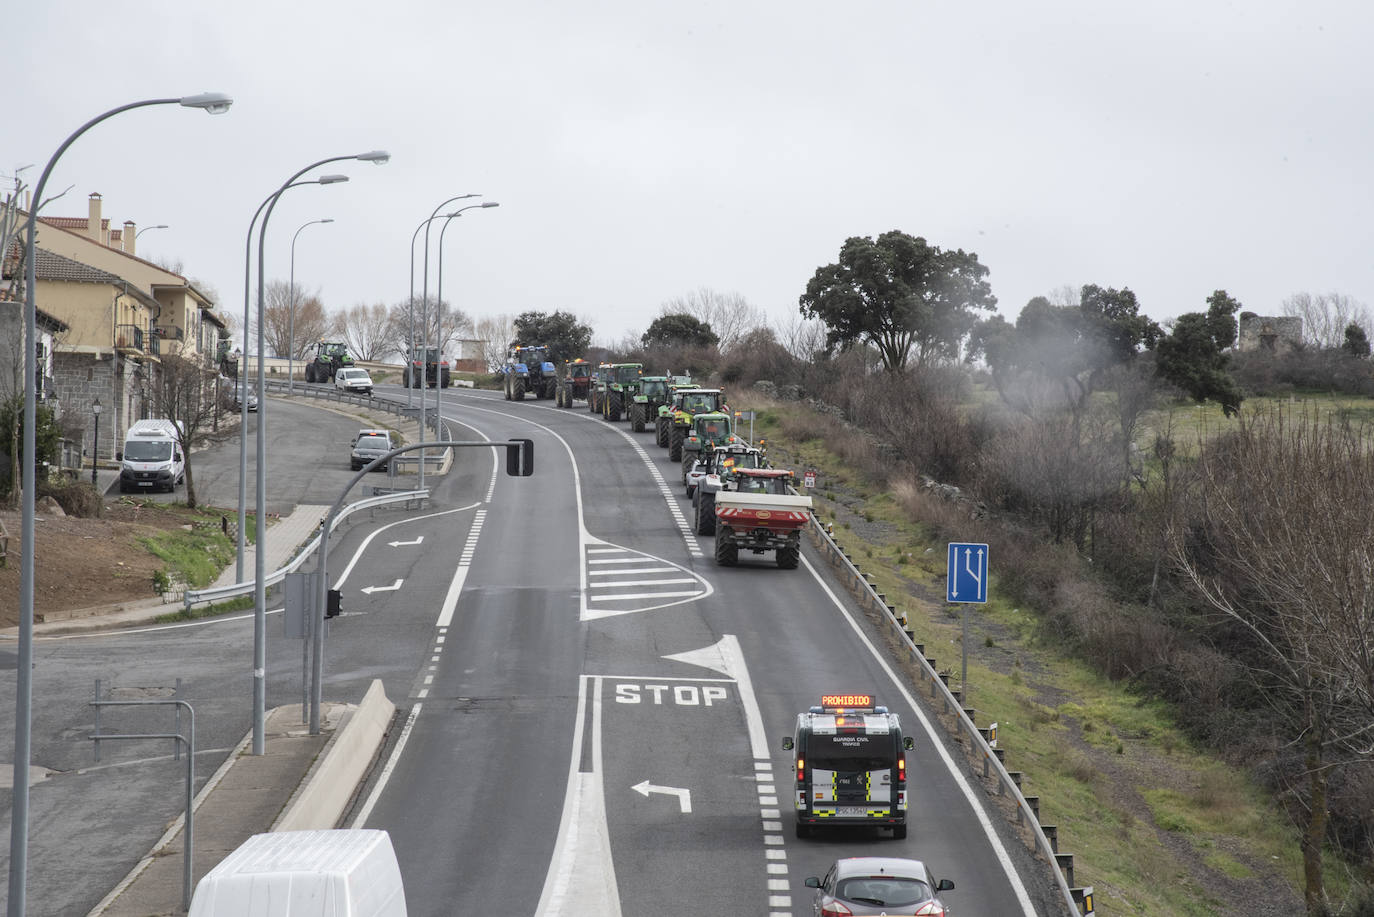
[946,542,989,710]
[803,470,816,489]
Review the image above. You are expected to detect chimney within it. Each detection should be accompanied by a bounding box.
[124,220,137,256]
[87,193,103,243]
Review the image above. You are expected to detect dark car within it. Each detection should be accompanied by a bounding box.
[350,433,392,471]
[804,857,954,916]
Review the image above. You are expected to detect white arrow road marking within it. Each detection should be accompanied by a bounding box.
[631,780,692,813]
[359,579,402,595]
[388,536,424,547]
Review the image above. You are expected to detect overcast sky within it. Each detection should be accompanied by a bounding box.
[7,1,1371,350]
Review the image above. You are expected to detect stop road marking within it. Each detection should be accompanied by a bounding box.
[615,683,729,706]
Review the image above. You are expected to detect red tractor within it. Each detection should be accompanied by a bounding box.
[711,468,812,570]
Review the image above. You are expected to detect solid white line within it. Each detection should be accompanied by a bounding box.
[720,634,771,760]
[350,701,423,828]
[335,503,478,588]
[435,565,468,629]
[588,557,667,565]
[587,578,698,588]
[587,567,678,576]
[588,590,703,601]
[800,552,1037,915]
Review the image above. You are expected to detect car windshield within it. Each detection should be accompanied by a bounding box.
[125,441,172,462]
[355,435,389,451]
[835,876,930,907]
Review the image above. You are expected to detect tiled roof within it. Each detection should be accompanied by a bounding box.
[32,248,123,285]
[41,216,110,233]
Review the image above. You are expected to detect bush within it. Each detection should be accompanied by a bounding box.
[37,479,104,518]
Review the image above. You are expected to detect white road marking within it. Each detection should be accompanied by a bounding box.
[350,701,423,828]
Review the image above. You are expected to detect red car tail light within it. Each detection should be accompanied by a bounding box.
[820,901,854,917]
[914,904,945,916]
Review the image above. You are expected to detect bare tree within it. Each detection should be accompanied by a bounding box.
[1283,291,1372,349]
[260,280,330,358]
[333,302,392,361]
[1169,409,1374,915]
[775,313,828,362]
[147,353,219,508]
[473,313,516,371]
[660,287,767,354]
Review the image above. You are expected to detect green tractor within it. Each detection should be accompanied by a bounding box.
[595,362,643,422]
[664,388,729,461]
[653,376,696,447]
[305,341,355,383]
[678,411,739,483]
[630,375,673,433]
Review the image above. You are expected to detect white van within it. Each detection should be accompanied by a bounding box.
[187,829,407,917]
[118,418,185,494]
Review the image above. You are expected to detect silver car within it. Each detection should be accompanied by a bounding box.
[804,857,954,916]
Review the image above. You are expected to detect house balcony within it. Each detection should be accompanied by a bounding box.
[115,323,154,355]
[155,325,185,341]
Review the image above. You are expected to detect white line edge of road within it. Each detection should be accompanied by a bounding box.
[799,552,1038,916]
[350,701,423,829]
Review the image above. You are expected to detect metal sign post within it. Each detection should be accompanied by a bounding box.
[946,542,989,710]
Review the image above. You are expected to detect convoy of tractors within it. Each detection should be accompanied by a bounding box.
[504,347,813,569]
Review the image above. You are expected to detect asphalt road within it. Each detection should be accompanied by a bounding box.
[347,387,1066,917]
[0,384,1065,916]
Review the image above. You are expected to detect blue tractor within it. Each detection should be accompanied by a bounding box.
[503,344,557,400]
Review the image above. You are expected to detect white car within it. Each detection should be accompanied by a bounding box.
[335,368,374,396]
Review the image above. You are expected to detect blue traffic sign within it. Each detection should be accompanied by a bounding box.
[946,542,989,603]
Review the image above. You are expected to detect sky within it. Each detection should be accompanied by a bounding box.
[6,0,1372,351]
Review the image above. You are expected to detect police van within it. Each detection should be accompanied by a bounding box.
[782,694,914,839]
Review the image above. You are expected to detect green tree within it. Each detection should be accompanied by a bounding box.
[512,310,593,365]
[1342,322,1370,357]
[799,230,996,371]
[0,394,62,507]
[641,313,719,349]
[1155,290,1243,417]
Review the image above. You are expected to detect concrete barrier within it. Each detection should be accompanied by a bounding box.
[273,679,395,832]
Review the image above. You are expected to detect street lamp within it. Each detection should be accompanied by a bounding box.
[408,195,479,410]
[249,150,389,757]
[288,218,334,395]
[90,398,102,486]
[433,202,500,444]
[235,176,349,585]
[11,90,232,917]
[135,223,168,239]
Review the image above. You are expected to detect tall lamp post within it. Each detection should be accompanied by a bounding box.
[135,223,168,240]
[408,195,478,409]
[90,398,102,485]
[249,150,389,757]
[288,218,334,395]
[10,91,232,917]
[434,202,500,434]
[235,176,349,584]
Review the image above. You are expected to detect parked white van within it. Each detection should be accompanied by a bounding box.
[118,418,185,494]
[187,829,407,917]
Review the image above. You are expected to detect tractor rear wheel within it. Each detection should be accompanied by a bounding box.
[714,528,738,567]
[608,392,622,422]
[669,428,684,462]
[681,454,695,487]
[696,493,716,535]
[513,378,526,400]
[656,417,669,448]
[776,542,800,570]
[630,403,645,432]
[305,364,316,383]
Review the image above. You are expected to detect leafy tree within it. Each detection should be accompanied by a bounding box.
[512,310,593,365]
[1342,322,1370,358]
[1155,290,1243,417]
[641,313,719,349]
[0,395,62,507]
[799,230,996,371]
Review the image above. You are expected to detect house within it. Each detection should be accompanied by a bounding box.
[1,192,229,469]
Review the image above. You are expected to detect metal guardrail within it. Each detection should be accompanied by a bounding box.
[182,489,429,610]
[259,378,410,418]
[801,505,1083,916]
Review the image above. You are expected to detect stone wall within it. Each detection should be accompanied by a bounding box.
[52,353,123,463]
[1238,314,1303,353]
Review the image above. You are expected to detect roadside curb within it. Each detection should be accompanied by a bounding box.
[274,679,395,832]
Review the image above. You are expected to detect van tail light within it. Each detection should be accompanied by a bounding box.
[898,754,906,784]
[820,902,854,917]
[914,904,945,916]
[796,757,804,783]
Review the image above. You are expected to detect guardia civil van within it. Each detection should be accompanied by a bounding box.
[782,694,915,839]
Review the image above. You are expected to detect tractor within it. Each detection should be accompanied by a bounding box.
[678,411,739,484]
[664,388,728,461]
[588,363,610,414]
[691,445,772,534]
[503,344,556,400]
[555,358,593,408]
[596,363,643,422]
[305,341,355,383]
[402,346,451,388]
[630,375,674,433]
[711,468,812,569]
[653,375,696,447]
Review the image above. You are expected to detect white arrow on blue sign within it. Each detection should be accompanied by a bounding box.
[946,542,989,604]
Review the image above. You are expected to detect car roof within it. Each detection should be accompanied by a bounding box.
[832,857,931,880]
